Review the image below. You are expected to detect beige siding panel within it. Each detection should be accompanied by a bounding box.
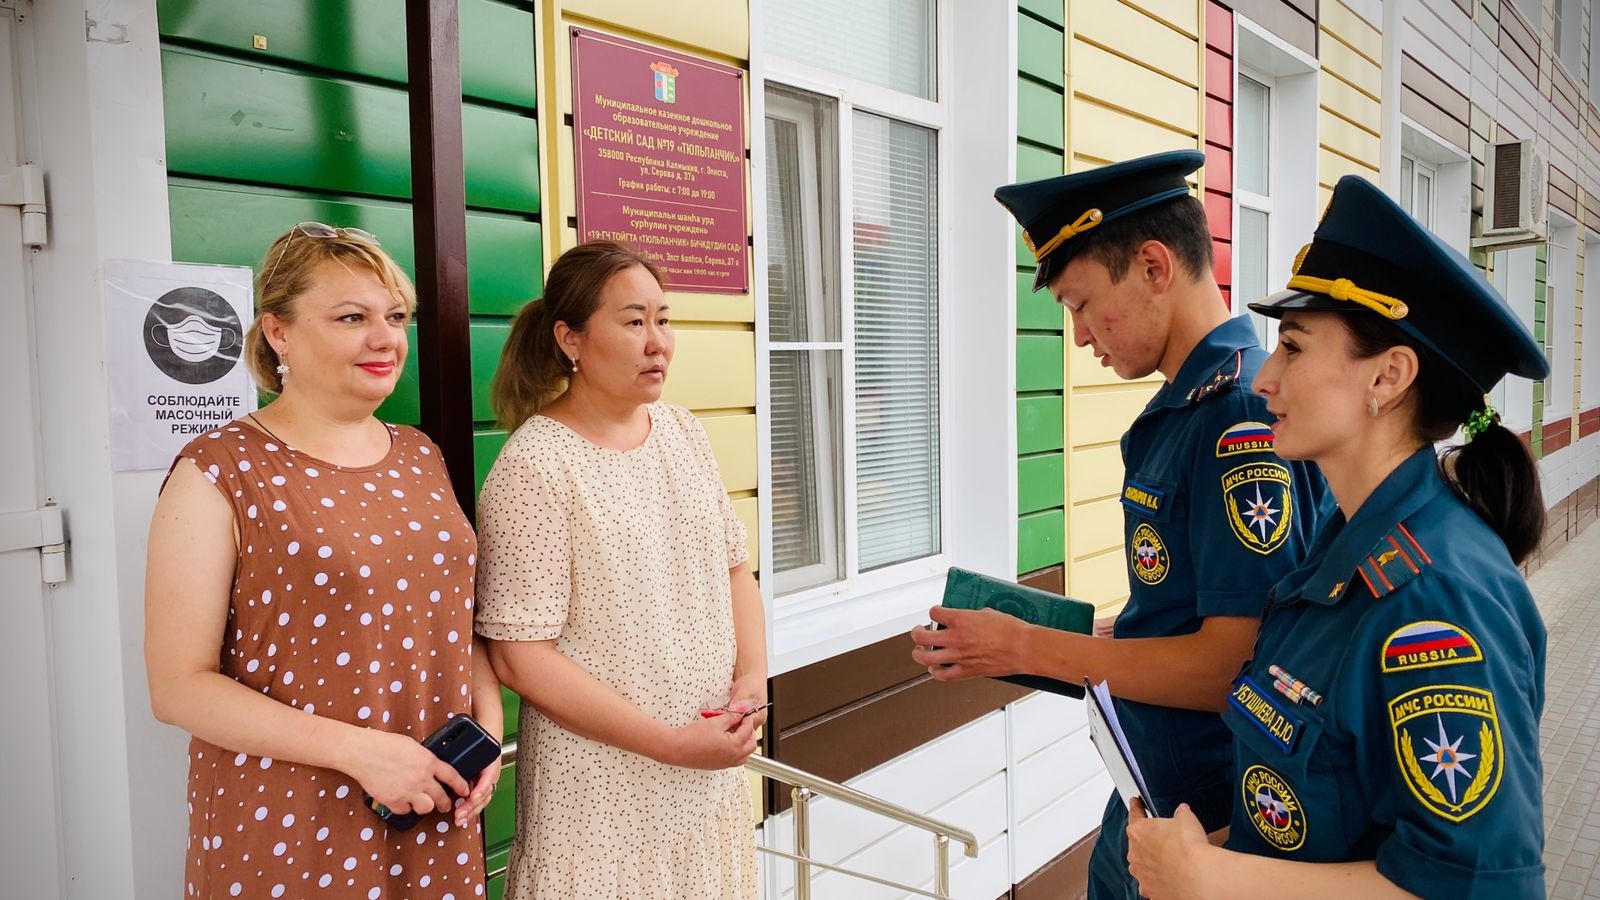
[1069,497,1126,556]
[1068,443,1126,502]
[1320,113,1382,166]
[1321,0,1383,60]
[698,412,757,493]
[1074,1,1200,87]
[1321,74,1383,134]
[1069,388,1153,447]
[732,496,759,571]
[1073,40,1200,135]
[661,330,756,409]
[1070,549,1131,609]
[1071,103,1196,174]
[1321,37,1382,99]
[1121,0,1200,38]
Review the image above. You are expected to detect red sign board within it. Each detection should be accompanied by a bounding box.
[571,27,750,294]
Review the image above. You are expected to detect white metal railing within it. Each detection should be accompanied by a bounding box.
[486,744,981,898]
[745,753,979,899]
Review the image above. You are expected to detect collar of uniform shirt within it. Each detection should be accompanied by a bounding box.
[1147,315,1259,412]
[1288,447,1445,606]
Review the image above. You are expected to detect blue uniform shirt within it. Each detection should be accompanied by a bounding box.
[1223,448,1546,898]
[1112,315,1330,826]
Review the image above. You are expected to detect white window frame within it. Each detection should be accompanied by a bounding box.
[764,89,846,595]
[1398,119,1471,253]
[1400,155,1436,230]
[757,61,951,620]
[1547,216,1578,425]
[1233,18,1320,350]
[1233,65,1276,345]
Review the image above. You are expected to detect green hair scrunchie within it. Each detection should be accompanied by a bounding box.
[1464,405,1500,442]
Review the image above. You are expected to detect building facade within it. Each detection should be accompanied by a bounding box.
[2,0,1596,897]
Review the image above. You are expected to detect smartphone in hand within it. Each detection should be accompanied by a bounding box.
[366,715,500,832]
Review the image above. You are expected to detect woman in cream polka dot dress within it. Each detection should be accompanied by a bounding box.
[476,242,765,898]
[145,224,502,898]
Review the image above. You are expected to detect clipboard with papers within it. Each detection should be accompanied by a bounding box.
[1084,679,1164,818]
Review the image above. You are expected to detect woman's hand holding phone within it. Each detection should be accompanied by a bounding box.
[344,728,469,818]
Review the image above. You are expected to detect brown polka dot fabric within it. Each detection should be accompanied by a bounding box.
[475,402,756,899]
[171,422,485,900]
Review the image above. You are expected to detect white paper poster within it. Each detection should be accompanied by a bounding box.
[104,259,256,471]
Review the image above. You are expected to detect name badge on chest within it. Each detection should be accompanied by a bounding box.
[1121,480,1165,518]
[1229,674,1304,754]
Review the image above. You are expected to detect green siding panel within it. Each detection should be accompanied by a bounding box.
[472,322,511,422]
[484,761,517,846]
[475,429,511,495]
[162,49,540,214]
[1018,453,1065,514]
[1018,508,1066,573]
[1019,0,1066,27]
[374,324,421,425]
[1018,16,1066,88]
[156,0,538,109]
[1017,143,1065,182]
[168,184,544,317]
[1018,395,1065,454]
[1018,79,1066,151]
[1017,335,1064,392]
[1017,271,1063,331]
[486,847,510,900]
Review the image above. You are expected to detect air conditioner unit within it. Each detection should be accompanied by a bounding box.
[1473,138,1548,249]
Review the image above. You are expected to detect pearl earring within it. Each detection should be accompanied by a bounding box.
[276,362,290,379]
[1367,396,1379,417]
[571,358,580,374]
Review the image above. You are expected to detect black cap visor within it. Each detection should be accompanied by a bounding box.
[1246,289,1354,319]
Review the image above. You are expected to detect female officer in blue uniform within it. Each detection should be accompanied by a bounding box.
[1126,175,1547,899]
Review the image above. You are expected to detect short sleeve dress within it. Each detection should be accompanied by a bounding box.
[474,402,756,899]
[170,421,486,900]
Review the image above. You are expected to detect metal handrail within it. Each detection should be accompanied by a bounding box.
[745,753,977,900]
[487,744,980,897]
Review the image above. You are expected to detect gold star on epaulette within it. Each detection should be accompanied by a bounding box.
[1376,550,1398,566]
[1329,582,1344,598]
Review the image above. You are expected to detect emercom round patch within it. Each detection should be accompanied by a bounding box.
[1129,523,1170,586]
[1242,764,1307,851]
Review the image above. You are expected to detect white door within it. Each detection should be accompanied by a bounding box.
[0,5,66,897]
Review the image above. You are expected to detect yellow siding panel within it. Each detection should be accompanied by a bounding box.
[1320,39,1381,99]
[1320,0,1382,62]
[1069,549,1130,608]
[732,496,759,571]
[1073,1,1199,87]
[1319,113,1382,167]
[1069,387,1155,447]
[1069,497,1125,556]
[1070,103,1196,177]
[668,292,755,324]
[1121,0,1200,38]
[563,0,749,60]
[1068,340,1167,389]
[1318,148,1380,189]
[662,330,756,409]
[699,412,757,493]
[1068,443,1126,502]
[1321,75,1382,135]
[1073,40,1199,135]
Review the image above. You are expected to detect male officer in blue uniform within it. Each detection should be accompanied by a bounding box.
[910,150,1330,899]
[1122,175,1547,898]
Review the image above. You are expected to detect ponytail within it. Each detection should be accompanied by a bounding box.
[1440,422,1545,564]
[1344,313,1545,564]
[491,240,665,432]
[491,299,570,431]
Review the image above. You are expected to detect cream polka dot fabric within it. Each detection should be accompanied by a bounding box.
[171,422,485,899]
[475,402,756,899]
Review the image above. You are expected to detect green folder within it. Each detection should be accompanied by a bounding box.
[940,566,1096,699]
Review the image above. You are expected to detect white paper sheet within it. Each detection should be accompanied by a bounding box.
[1085,679,1163,818]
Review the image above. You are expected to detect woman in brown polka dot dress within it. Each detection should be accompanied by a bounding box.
[145,224,502,899]
[476,242,765,898]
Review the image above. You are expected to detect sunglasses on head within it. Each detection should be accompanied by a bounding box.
[261,222,381,294]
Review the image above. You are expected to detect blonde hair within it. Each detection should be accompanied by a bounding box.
[244,225,418,393]
[491,241,664,432]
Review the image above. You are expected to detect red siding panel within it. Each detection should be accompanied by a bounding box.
[1206,1,1234,54]
[1205,144,1233,193]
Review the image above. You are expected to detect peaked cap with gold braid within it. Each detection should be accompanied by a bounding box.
[994,149,1205,291]
[1248,175,1548,392]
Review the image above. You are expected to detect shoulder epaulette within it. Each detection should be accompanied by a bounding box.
[1186,350,1244,404]
[1353,522,1433,599]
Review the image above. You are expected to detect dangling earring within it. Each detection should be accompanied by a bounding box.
[276,361,290,380]
[1367,396,1379,417]
[570,357,580,374]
